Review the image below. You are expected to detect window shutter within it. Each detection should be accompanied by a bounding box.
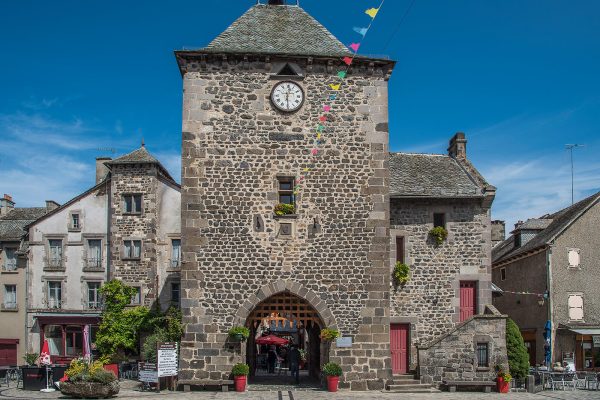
[568,295,584,320]
[568,249,580,267]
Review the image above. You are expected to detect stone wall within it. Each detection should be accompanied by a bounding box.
[417,307,508,386]
[178,54,394,389]
[390,197,493,370]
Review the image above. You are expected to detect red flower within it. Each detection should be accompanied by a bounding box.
[59,375,69,382]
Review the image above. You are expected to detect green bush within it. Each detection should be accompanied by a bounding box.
[506,318,529,379]
[232,363,250,376]
[322,362,342,376]
[65,359,117,384]
[274,203,295,216]
[429,226,448,245]
[23,353,39,366]
[228,326,250,341]
[393,262,410,285]
[320,328,340,341]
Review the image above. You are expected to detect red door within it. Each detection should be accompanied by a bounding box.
[390,324,409,374]
[459,281,477,322]
[0,343,17,366]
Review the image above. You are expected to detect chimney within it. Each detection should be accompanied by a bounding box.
[96,157,112,184]
[0,194,15,216]
[268,0,285,4]
[448,132,467,160]
[491,220,506,247]
[514,220,524,231]
[45,200,60,212]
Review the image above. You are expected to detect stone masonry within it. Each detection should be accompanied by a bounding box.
[177,51,395,390]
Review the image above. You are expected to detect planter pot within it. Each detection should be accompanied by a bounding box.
[234,375,247,392]
[497,377,510,393]
[60,381,120,398]
[232,333,245,342]
[21,366,48,391]
[327,376,339,392]
[103,364,119,379]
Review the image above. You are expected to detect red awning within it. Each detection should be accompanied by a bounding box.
[255,335,290,345]
[0,339,19,344]
[35,315,100,325]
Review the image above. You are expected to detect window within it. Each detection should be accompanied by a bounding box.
[476,342,489,367]
[170,282,180,306]
[3,285,17,309]
[170,239,181,268]
[87,239,102,268]
[433,213,446,229]
[44,325,64,355]
[70,213,80,230]
[47,281,62,309]
[123,194,142,214]
[568,294,584,321]
[48,239,63,267]
[130,287,142,305]
[500,267,506,281]
[396,237,405,264]
[123,240,141,259]
[3,248,17,271]
[568,248,580,268]
[87,282,101,309]
[65,325,83,356]
[277,177,295,208]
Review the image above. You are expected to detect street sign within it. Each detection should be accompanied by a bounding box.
[138,362,158,383]
[336,337,352,348]
[593,336,600,348]
[157,342,178,377]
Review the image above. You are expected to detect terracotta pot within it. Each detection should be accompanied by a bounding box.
[234,375,247,392]
[497,377,510,393]
[102,364,119,379]
[327,375,339,392]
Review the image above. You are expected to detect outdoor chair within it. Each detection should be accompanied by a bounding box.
[585,373,597,390]
[575,372,587,389]
[549,373,565,390]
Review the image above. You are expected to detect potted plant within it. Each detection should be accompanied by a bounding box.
[59,358,120,398]
[232,363,249,392]
[393,262,410,286]
[23,352,39,366]
[495,367,511,393]
[20,354,46,391]
[298,349,307,370]
[274,203,295,216]
[228,326,250,342]
[320,328,340,342]
[429,226,448,245]
[322,362,342,392]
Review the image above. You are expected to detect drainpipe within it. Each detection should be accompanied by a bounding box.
[24,237,30,354]
[106,180,112,281]
[546,245,554,364]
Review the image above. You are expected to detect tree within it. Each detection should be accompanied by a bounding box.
[506,318,529,379]
[142,306,184,362]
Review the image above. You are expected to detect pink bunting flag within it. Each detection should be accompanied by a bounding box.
[343,57,353,66]
[323,105,331,112]
[311,148,318,156]
[349,43,360,52]
[319,116,327,122]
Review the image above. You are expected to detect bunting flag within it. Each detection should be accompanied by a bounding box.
[293,1,385,196]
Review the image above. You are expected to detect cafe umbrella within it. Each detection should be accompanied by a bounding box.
[39,340,55,393]
[255,335,289,346]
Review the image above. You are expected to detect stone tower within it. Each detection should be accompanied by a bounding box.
[175,2,395,389]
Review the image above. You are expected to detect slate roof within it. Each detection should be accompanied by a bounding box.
[202,5,352,57]
[518,218,553,231]
[493,192,600,264]
[389,153,485,198]
[0,207,47,241]
[106,146,176,183]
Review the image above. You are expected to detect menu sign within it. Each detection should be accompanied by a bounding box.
[593,336,600,348]
[138,362,158,383]
[157,342,178,377]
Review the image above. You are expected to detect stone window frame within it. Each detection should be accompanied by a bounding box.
[275,175,296,211]
[122,238,143,261]
[500,267,506,281]
[1,283,18,312]
[68,210,83,232]
[277,220,295,239]
[127,285,143,306]
[451,275,491,323]
[41,275,67,309]
[80,277,104,310]
[431,207,454,243]
[433,212,446,229]
[82,234,106,271]
[122,193,143,216]
[567,248,581,269]
[166,234,181,270]
[43,234,68,271]
[390,229,413,286]
[1,245,19,272]
[170,280,181,307]
[473,334,494,371]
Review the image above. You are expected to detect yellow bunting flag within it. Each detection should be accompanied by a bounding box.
[365,7,379,18]
[329,83,341,91]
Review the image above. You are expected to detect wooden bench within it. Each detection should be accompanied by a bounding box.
[443,380,497,393]
[178,379,234,392]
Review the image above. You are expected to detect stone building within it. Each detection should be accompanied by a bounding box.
[24,145,181,362]
[175,1,506,390]
[493,192,600,371]
[0,195,49,366]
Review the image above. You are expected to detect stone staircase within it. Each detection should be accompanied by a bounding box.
[386,373,439,393]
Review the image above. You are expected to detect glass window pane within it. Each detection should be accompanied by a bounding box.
[279,195,293,205]
[124,196,133,212]
[124,241,132,258]
[44,325,64,355]
[133,241,141,258]
[134,195,142,213]
[279,181,292,191]
[66,326,83,356]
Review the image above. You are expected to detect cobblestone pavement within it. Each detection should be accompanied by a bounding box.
[1,381,600,400]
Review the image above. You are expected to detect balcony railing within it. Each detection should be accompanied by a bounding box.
[169,258,181,269]
[2,260,17,271]
[45,258,64,270]
[45,299,62,309]
[87,301,103,310]
[85,258,103,270]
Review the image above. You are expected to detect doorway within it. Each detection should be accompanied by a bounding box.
[390,324,409,374]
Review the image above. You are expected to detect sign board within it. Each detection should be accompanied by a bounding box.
[138,362,158,383]
[593,336,600,348]
[157,342,178,377]
[336,337,352,348]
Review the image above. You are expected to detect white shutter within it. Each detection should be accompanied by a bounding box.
[568,249,580,267]
[568,295,584,320]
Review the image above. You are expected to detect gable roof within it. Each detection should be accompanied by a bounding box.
[493,192,600,264]
[201,4,352,58]
[106,146,176,183]
[389,153,486,198]
[0,207,48,241]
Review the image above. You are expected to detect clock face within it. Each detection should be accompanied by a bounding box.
[271,81,305,112]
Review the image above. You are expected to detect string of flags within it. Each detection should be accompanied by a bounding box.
[293,0,385,196]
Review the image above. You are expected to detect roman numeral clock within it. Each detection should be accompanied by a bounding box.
[270,81,305,112]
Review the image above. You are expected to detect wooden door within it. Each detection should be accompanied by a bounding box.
[390,324,409,374]
[459,281,477,322]
[0,343,17,366]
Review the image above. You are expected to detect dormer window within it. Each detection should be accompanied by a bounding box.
[514,234,521,248]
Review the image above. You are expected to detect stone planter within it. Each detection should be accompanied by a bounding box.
[60,381,120,398]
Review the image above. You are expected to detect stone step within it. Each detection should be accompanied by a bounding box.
[392,374,418,381]
[390,379,421,385]
[386,387,440,393]
[387,383,433,391]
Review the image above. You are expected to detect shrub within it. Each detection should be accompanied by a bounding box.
[506,318,529,379]
[23,353,39,366]
[429,226,448,245]
[65,359,117,384]
[228,326,250,341]
[274,203,295,216]
[320,328,340,341]
[322,362,342,376]
[232,363,250,376]
[393,262,410,285]
[498,371,512,382]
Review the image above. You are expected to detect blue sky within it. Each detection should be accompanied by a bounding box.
[1,0,599,232]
